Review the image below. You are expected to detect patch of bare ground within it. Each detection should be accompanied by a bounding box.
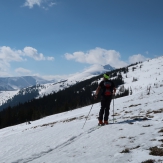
[153,108,163,113]
[147,108,163,115]
[143,124,152,127]
[130,145,140,150]
[130,116,149,121]
[158,129,163,133]
[141,160,155,163]
[146,115,154,118]
[129,104,141,107]
[111,112,121,116]
[145,108,163,118]
[158,139,163,143]
[119,136,126,139]
[129,122,134,125]
[125,111,132,114]
[142,160,163,163]
[24,115,85,131]
[150,139,157,141]
[160,144,163,147]
[62,117,77,122]
[149,146,163,156]
[120,148,130,153]
[120,146,140,153]
[140,133,145,135]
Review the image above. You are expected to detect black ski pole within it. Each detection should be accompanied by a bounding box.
[113,95,115,123]
[82,104,94,129]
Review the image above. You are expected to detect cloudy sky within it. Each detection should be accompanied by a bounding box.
[0,0,163,79]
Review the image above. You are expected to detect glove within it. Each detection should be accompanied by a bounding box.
[94,95,98,100]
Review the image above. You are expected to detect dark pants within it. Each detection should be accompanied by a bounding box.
[99,96,112,121]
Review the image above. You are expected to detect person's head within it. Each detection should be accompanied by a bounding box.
[103,73,110,80]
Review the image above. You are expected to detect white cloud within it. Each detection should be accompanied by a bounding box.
[47,57,55,61]
[15,67,32,75]
[0,46,24,76]
[23,0,56,9]
[49,2,56,7]
[23,46,55,61]
[128,54,149,64]
[0,46,54,77]
[65,47,127,68]
[0,46,54,62]
[24,0,43,8]
[23,47,46,61]
[0,46,23,62]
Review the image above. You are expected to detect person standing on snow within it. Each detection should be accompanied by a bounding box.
[94,73,116,125]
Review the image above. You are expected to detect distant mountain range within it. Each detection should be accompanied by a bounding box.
[0,64,114,91]
[0,76,51,91]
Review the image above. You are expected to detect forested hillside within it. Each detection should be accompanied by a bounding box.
[0,66,129,129]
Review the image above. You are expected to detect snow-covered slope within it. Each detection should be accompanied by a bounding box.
[1,76,163,163]
[122,57,163,95]
[37,64,113,97]
[1,56,163,162]
[37,57,163,98]
[0,90,19,106]
[0,76,51,107]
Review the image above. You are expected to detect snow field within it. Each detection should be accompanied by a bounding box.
[1,84,163,162]
[1,56,163,162]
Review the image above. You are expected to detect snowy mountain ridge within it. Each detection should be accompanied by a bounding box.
[0,64,114,106]
[0,76,52,91]
[1,56,163,162]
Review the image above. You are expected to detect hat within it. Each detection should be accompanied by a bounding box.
[103,73,109,79]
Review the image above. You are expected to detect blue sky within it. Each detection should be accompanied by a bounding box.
[0,0,163,80]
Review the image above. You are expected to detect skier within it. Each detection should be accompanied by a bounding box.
[94,73,116,125]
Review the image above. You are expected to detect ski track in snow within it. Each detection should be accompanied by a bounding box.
[12,128,100,163]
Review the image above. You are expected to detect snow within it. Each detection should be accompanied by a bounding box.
[37,64,112,97]
[1,56,163,162]
[0,90,19,105]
